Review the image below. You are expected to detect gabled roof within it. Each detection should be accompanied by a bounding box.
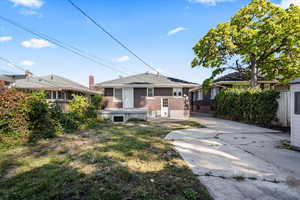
[96,73,199,88]
[214,72,270,83]
[0,75,14,83]
[0,74,27,82]
[15,74,100,95]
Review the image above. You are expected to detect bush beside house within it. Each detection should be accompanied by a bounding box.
[215,88,280,125]
[0,89,103,148]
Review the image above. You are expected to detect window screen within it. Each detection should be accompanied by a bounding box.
[114,88,123,101]
[295,92,300,115]
[147,88,154,97]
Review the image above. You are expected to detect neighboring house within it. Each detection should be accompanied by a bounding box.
[0,74,27,89]
[14,74,101,111]
[95,73,198,122]
[190,72,281,113]
[290,77,300,149]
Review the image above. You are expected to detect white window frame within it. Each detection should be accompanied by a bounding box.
[173,88,183,97]
[113,88,123,102]
[147,88,155,98]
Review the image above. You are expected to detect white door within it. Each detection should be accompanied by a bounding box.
[122,88,134,109]
[161,98,169,118]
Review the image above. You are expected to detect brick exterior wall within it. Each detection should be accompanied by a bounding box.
[102,87,190,114]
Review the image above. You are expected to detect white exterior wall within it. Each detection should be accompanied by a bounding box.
[277,91,291,127]
[291,84,300,148]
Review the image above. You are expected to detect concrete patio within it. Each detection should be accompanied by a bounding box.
[166,115,300,200]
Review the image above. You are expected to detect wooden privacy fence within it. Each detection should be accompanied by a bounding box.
[277,91,291,127]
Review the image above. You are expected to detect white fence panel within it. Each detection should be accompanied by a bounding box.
[277,91,291,127]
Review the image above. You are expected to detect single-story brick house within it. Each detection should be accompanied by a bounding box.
[14,74,101,111]
[190,72,281,113]
[95,73,198,122]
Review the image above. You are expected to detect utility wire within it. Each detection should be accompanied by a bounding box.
[67,0,160,74]
[0,16,156,84]
[0,15,130,76]
[0,56,60,89]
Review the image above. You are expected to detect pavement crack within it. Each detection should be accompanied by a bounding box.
[198,173,285,184]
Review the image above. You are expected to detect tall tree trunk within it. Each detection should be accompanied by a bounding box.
[250,54,257,88]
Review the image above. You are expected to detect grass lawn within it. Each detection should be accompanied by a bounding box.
[0,120,211,200]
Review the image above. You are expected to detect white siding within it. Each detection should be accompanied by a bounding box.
[277,91,291,127]
[291,84,300,148]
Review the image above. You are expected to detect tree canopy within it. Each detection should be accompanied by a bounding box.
[192,0,300,87]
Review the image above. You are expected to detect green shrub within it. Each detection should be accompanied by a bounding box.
[49,103,79,133]
[215,88,279,125]
[25,91,56,139]
[91,95,103,110]
[0,89,29,136]
[68,95,90,121]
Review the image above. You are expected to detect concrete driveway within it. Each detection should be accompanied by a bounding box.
[166,115,300,200]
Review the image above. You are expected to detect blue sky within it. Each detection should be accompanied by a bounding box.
[0,0,297,86]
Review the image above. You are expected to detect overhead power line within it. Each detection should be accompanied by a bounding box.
[0,56,60,88]
[67,0,160,74]
[0,15,130,76]
[0,16,157,84]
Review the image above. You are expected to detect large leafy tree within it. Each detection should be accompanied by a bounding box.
[192,0,300,87]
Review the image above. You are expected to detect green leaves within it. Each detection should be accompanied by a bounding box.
[215,88,280,125]
[192,0,300,85]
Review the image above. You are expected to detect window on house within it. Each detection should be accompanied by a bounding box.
[58,91,64,99]
[113,115,125,122]
[147,88,154,97]
[114,88,123,101]
[197,91,203,100]
[173,88,183,97]
[295,92,300,115]
[162,99,169,107]
[211,88,218,100]
[52,91,57,99]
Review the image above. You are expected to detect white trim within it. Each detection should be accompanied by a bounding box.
[147,87,155,97]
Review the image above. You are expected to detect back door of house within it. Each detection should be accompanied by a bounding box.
[161,98,169,117]
[122,88,134,109]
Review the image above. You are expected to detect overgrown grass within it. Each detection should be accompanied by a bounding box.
[0,120,211,200]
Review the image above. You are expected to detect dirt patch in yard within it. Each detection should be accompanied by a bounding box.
[0,121,211,200]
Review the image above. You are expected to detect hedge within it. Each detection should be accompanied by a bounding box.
[0,90,103,148]
[215,88,280,125]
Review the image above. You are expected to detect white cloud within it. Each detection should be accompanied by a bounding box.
[278,0,300,8]
[20,9,38,15]
[21,60,35,66]
[8,0,44,8]
[21,38,53,48]
[168,27,188,36]
[187,0,234,5]
[116,56,130,63]
[0,36,13,42]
